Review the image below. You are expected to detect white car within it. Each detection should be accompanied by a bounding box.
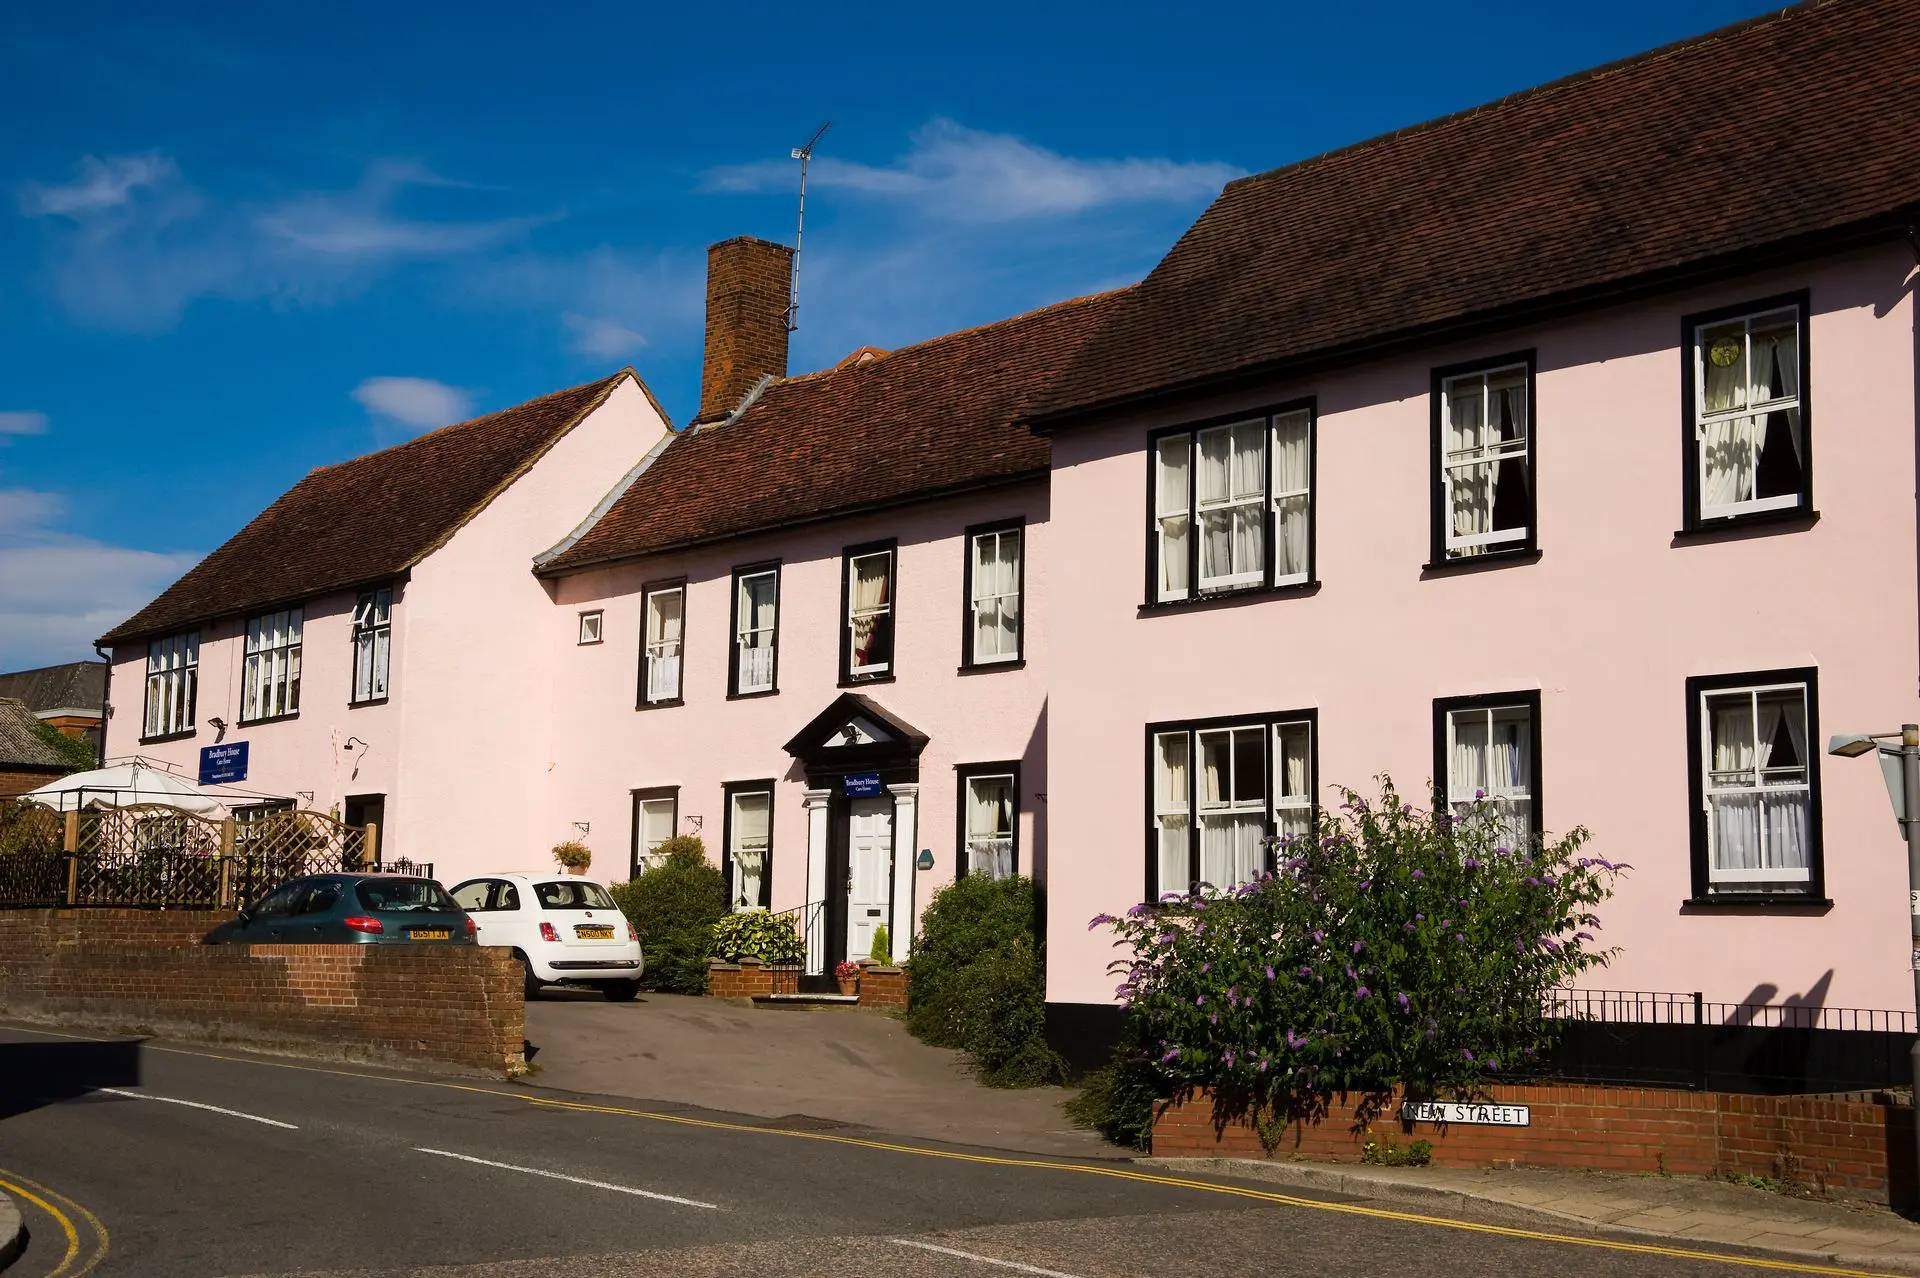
[448,873,644,1001]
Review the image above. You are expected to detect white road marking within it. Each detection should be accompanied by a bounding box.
[412,1148,719,1209]
[892,1239,1087,1277]
[98,1087,298,1129]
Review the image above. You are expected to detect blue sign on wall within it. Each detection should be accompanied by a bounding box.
[844,771,882,797]
[199,742,249,786]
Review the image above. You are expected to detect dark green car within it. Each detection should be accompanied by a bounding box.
[209,874,477,945]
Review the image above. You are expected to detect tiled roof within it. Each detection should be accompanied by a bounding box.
[0,699,72,771]
[539,291,1125,573]
[0,662,105,716]
[1028,0,1920,425]
[100,372,636,646]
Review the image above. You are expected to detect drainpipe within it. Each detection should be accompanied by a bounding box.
[93,644,111,768]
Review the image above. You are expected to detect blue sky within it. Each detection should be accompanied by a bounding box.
[0,0,1779,669]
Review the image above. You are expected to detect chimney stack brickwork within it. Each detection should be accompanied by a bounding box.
[699,236,795,422]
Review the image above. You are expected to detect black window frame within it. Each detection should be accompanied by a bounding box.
[955,760,1021,879]
[1142,708,1319,902]
[1684,666,1826,906]
[636,577,687,710]
[727,560,782,699]
[577,610,604,646]
[1143,397,1318,609]
[1428,351,1538,571]
[838,538,897,687]
[720,779,776,910]
[1679,290,1814,536]
[629,785,680,877]
[960,519,1026,672]
[350,584,394,707]
[1430,689,1545,845]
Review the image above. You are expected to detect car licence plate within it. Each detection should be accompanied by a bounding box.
[574,925,615,940]
[408,928,451,940]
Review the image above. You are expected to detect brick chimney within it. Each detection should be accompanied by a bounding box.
[698,236,794,422]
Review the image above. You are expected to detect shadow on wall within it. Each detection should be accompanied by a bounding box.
[1731,970,1833,1027]
[0,1037,142,1122]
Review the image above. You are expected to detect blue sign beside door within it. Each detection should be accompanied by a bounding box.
[199,741,249,786]
[844,771,882,798]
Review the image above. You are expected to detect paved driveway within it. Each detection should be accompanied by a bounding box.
[522,991,1112,1157]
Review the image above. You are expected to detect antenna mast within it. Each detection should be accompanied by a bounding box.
[787,120,831,334]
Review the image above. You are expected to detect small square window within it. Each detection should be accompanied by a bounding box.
[578,611,604,646]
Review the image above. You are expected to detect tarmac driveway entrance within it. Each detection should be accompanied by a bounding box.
[521,991,1109,1157]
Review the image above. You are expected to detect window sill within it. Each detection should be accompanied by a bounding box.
[1421,548,1541,578]
[139,729,197,745]
[237,712,301,728]
[1681,894,1832,912]
[727,688,779,702]
[958,658,1026,675]
[349,697,390,709]
[635,697,685,712]
[1673,507,1820,544]
[838,674,897,689]
[1138,581,1321,616]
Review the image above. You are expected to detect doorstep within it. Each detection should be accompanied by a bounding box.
[751,993,862,1010]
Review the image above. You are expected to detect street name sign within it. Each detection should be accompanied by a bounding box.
[1401,1101,1530,1127]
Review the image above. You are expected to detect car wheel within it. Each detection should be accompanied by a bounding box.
[519,954,542,1001]
[602,979,642,1002]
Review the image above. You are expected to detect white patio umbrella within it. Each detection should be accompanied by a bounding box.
[21,761,230,817]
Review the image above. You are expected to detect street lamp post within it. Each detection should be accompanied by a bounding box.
[1827,723,1920,1189]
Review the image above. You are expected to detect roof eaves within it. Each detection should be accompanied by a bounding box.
[1027,209,1920,431]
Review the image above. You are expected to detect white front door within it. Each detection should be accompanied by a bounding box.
[847,796,893,960]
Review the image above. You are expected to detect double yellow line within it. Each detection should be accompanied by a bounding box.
[0,1167,108,1278]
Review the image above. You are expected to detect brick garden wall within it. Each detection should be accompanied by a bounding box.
[705,959,800,999]
[1153,1084,1915,1205]
[858,967,908,1009]
[0,910,525,1075]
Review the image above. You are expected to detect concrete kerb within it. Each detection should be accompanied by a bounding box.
[0,1190,22,1271]
[1144,1157,1920,1276]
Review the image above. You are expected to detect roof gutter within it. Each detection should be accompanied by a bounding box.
[1026,209,1920,433]
[533,467,1049,580]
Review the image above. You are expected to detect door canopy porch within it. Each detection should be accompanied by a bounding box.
[782,692,930,784]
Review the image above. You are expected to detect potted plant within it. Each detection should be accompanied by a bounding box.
[551,839,592,875]
[834,960,862,997]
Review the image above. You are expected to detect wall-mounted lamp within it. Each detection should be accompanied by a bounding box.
[208,716,228,743]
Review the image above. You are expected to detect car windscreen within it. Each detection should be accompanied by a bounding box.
[534,881,616,910]
[355,879,459,914]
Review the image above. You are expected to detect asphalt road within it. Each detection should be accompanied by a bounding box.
[0,1025,1873,1278]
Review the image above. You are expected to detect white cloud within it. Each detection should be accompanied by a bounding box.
[17,152,178,217]
[0,492,201,668]
[563,312,647,359]
[705,120,1244,223]
[350,377,471,430]
[17,153,555,331]
[0,412,49,439]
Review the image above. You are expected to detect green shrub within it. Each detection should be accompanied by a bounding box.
[608,840,726,994]
[906,874,1064,1086]
[31,722,96,772]
[1064,1025,1161,1151]
[709,908,805,965]
[1092,776,1623,1126]
[868,924,892,967]
[1361,1138,1433,1167]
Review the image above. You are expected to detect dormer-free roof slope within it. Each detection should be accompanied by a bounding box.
[1028,0,1920,425]
[539,290,1126,574]
[101,372,635,646]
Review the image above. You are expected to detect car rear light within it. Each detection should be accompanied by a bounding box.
[344,915,384,934]
[464,917,478,938]
[539,921,560,942]
[625,921,638,942]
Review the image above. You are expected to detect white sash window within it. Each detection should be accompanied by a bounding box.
[968,528,1022,665]
[963,773,1017,880]
[143,632,199,738]
[733,568,778,695]
[1442,696,1537,852]
[1440,363,1532,560]
[846,548,893,679]
[241,608,302,723]
[727,788,772,910]
[1153,731,1191,897]
[642,585,684,704]
[1701,682,1812,892]
[1693,303,1805,522]
[1151,713,1317,899]
[352,587,392,703]
[1150,406,1315,602]
[1273,720,1314,847]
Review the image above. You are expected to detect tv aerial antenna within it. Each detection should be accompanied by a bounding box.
[787,120,831,333]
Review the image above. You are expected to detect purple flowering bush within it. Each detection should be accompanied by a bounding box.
[1086,777,1623,1135]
